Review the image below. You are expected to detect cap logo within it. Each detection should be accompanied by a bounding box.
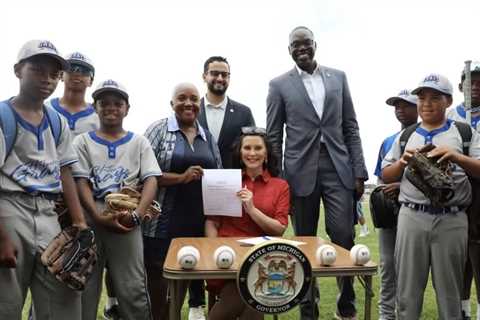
[103,79,119,88]
[398,89,409,97]
[70,52,86,61]
[423,74,440,84]
[38,41,58,53]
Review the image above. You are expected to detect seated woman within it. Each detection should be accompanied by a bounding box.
[205,127,290,320]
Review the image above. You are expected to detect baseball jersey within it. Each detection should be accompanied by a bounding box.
[72,131,162,199]
[374,131,400,183]
[382,119,480,207]
[46,98,99,136]
[0,100,77,194]
[447,103,480,132]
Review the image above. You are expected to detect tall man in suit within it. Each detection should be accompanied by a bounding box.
[198,56,255,169]
[189,56,255,320]
[267,26,368,320]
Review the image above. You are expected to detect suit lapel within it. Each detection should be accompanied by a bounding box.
[319,66,333,126]
[198,98,208,130]
[288,68,321,123]
[217,98,233,147]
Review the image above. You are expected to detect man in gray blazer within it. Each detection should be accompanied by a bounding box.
[198,56,255,169]
[267,26,368,320]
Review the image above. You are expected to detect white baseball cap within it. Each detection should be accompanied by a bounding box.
[16,39,68,70]
[386,89,417,106]
[65,52,95,74]
[92,79,129,102]
[412,73,453,96]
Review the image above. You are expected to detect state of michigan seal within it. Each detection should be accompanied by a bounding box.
[237,241,312,314]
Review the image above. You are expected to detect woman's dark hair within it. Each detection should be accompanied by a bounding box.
[231,133,280,177]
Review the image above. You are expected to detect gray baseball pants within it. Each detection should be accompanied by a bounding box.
[395,206,467,320]
[378,227,397,320]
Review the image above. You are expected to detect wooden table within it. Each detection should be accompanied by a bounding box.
[163,237,377,320]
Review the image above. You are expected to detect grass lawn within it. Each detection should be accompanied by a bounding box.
[22,200,477,319]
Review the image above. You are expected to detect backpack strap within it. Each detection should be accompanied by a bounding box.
[453,121,472,155]
[44,105,62,147]
[0,101,17,157]
[399,123,420,155]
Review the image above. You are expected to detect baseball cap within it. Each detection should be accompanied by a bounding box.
[386,89,417,106]
[92,79,129,102]
[461,61,480,79]
[65,52,95,75]
[411,73,453,96]
[16,39,68,70]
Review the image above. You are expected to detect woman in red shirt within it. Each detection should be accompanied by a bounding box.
[205,127,290,320]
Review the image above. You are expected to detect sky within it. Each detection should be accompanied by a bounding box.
[1,0,479,182]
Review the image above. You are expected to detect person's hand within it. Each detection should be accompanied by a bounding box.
[426,145,460,164]
[382,182,400,198]
[354,178,365,201]
[95,212,134,233]
[182,166,203,184]
[399,148,415,167]
[0,236,17,268]
[237,186,255,214]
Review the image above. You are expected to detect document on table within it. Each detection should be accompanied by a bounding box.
[202,169,242,217]
[237,237,307,246]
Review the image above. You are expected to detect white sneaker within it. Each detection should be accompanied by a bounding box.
[188,306,206,320]
[359,224,369,237]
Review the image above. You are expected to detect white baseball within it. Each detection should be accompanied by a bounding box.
[177,246,200,269]
[213,245,235,269]
[350,244,371,265]
[316,244,337,266]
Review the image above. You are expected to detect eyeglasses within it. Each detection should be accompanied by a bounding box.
[290,39,314,49]
[241,126,266,135]
[68,64,93,76]
[208,70,230,78]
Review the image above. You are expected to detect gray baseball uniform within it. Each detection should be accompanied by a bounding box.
[382,119,480,319]
[46,98,99,137]
[0,100,81,320]
[72,131,161,320]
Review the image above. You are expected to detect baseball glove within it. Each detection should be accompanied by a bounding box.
[404,144,454,207]
[40,226,97,291]
[104,186,162,223]
[369,185,400,228]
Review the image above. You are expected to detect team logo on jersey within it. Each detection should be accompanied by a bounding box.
[38,41,58,53]
[92,165,129,184]
[237,241,311,315]
[12,160,60,182]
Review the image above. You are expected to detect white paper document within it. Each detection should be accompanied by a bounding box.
[237,237,307,246]
[202,169,242,217]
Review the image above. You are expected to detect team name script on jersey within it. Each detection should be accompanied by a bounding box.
[12,160,60,182]
[92,164,129,184]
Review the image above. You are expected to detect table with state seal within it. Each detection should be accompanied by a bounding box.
[163,236,377,320]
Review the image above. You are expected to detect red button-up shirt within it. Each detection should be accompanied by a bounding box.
[209,170,290,237]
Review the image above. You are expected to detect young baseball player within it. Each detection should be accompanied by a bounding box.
[45,51,121,320]
[447,62,480,320]
[73,79,160,320]
[382,74,480,320]
[373,89,418,320]
[46,52,99,136]
[0,39,88,320]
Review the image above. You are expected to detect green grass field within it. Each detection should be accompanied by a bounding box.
[22,202,477,319]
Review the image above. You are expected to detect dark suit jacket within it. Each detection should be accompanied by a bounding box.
[198,97,255,168]
[267,65,368,197]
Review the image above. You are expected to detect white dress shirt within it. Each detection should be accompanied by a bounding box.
[296,65,326,121]
[204,95,228,142]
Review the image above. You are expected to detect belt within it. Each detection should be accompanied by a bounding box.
[402,202,464,215]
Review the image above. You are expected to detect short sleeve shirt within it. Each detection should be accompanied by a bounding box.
[208,170,290,237]
[447,103,480,132]
[382,119,480,206]
[0,100,77,194]
[72,131,162,199]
